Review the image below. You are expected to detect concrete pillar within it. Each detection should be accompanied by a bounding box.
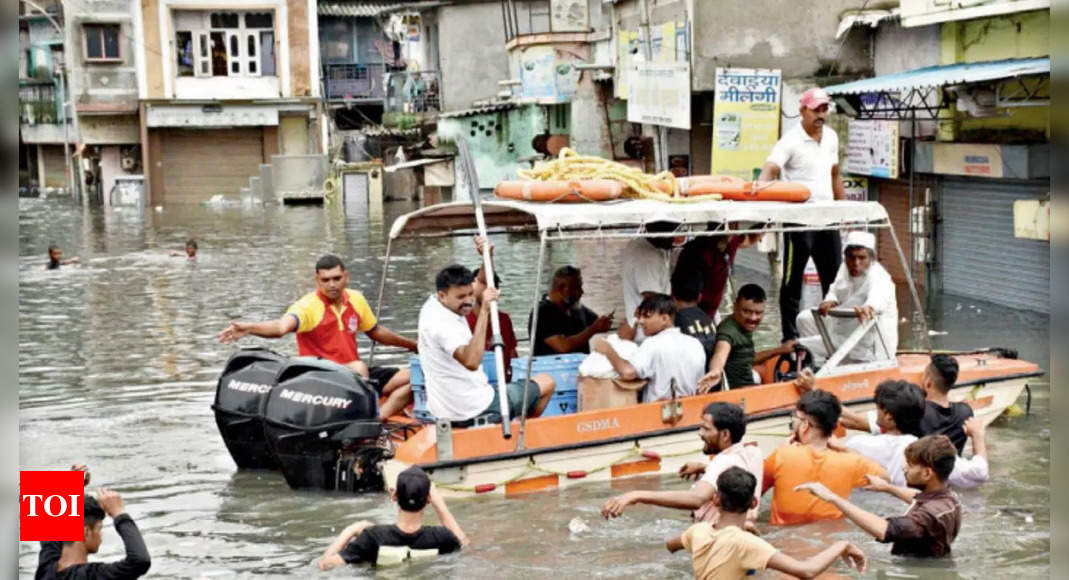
[569,76,612,158]
[36,144,46,190]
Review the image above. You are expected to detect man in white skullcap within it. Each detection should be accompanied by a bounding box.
[795,231,897,363]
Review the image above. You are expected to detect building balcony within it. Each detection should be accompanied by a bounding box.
[324,63,388,101]
[20,99,60,125]
[384,71,441,114]
[19,0,62,20]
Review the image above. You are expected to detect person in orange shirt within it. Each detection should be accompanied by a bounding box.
[762,389,887,525]
[219,254,418,420]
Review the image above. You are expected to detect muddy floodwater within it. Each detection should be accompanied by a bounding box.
[18,197,1049,578]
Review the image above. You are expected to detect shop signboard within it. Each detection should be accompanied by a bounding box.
[627,62,691,129]
[711,67,781,180]
[845,119,899,178]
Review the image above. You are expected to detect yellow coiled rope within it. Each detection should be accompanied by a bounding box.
[517,148,720,202]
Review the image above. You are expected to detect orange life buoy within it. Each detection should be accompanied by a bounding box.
[678,175,810,202]
[494,179,624,203]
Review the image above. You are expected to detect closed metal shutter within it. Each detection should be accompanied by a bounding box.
[939,177,1049,313]
[159,128,263,203]
[41,145,68,188]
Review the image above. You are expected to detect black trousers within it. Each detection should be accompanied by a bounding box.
[779,230,842,340]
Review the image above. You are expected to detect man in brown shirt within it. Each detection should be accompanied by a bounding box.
[795,434,962,557]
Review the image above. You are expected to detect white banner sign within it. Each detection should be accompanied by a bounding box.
[627,62,691,129]
[845,119,899,178]
[146,105,279,128]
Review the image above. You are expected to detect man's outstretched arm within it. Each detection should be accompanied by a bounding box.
[218,315,297,343]
[766,540,866,579]
[795,482,889,540]
[602,483,715,519]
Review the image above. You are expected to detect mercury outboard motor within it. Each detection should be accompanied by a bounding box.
[262,357,387,491]
[213,348,286,469]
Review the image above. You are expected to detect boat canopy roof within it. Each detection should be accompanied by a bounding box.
[388,198,890,240]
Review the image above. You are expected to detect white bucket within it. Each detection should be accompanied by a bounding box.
[800,258,822,311]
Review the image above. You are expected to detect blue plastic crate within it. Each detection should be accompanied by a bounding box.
[409,354,505,422]
[511,353,585,417]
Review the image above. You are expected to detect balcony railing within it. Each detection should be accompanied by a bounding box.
[20,100,60,125]
[324,63,388,101]
[384,71,441,114]
[20,0,62,19]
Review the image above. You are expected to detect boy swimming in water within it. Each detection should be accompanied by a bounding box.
[170,239,197,260]
[46,245,80,269]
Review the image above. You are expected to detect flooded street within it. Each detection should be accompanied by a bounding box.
[18,197,1049,578]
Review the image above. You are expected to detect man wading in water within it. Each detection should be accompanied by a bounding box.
[218,254,418,420]
[35,465,151,580]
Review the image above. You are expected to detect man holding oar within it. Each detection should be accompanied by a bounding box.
[418,264,556,426]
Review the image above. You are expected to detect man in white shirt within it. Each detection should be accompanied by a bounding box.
[619,222,680,342]
[600,402,763,526]
[797,374,990,489]
[796,231,898,363]
[418,264,556,425]
[593,294,705,403]
[842,380,926,487]
[757,87,846,344]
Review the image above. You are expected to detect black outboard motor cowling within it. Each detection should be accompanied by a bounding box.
[262,357,386,490]
[213,348,286,469]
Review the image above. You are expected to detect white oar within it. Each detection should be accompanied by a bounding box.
[457,137,512,439]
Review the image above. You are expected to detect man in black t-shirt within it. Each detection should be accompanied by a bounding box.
[319,466,468,570]
[36,466,151,580]
[529,266,612,356]
[918,354,973,454]
[671,273,716,366]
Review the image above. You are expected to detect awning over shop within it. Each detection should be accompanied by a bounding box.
[317,1,444,18]
[824,57,1050,120]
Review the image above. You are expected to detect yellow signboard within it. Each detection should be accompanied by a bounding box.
[711,68,782,180]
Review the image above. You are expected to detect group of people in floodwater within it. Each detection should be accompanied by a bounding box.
[42,225,985,578]
[36,88,986,578]
[43,239,198,271]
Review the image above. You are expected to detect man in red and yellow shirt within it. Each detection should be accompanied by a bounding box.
[219,254,417,419]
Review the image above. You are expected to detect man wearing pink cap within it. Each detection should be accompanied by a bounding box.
[758,87,846,344]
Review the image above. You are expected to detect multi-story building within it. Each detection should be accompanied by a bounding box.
[317,2,441,129]
[136,0,324,204]
[64,0,143,205]
[19,0,74,194]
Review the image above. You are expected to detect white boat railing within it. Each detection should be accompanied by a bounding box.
[813,308,897,378]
